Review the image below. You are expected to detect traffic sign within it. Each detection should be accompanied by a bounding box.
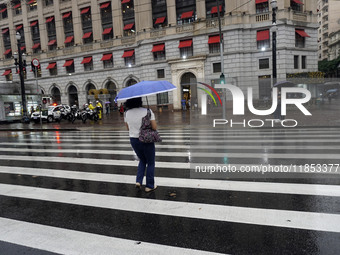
[32,58,40,67]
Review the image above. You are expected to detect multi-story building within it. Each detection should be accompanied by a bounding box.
[0,0,318,111]
[317,0,340,60]
[329,29,340,60]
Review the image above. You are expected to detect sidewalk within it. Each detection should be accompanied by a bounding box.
[0,99,339,131]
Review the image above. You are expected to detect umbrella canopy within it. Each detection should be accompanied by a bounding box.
[273,80,296,87]
[105,101,111,104]
[115,80,177,102]
[326,89,338,94]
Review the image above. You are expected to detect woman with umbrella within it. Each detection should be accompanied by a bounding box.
[116,80,176,192]
[124,97,158,192]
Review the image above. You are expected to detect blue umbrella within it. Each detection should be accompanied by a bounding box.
[115,80,177,102]
[273,80,296,87]
[326,89,338,93]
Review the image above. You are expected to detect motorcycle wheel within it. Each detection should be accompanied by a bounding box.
[94,114,99,122]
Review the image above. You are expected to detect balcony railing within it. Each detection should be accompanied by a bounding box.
[176,23,194,33]
[150,29,166,38]
[206,17,225,28]
[256,13,269,22]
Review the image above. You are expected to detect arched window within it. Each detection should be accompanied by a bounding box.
[126,79,137,87]
[68,85,78,107]
[105,81,117,104]
[51,87,61,104]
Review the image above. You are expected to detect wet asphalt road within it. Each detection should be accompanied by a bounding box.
[0,127,340,254]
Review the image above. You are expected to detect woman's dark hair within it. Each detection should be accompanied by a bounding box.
[125,97,142,109]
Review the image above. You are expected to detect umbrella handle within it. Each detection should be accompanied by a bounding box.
[146,96,149,108]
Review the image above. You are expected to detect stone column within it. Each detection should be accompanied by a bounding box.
[112,0,123,38]
[91,0,101,42]
[135,0,152,32]
[167,0,177,27]
[36,2,47,52]
[72,1,82,45]
[196,0,206,20]
[54,0,63,49]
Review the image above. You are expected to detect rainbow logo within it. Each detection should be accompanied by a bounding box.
[197,82,223,106]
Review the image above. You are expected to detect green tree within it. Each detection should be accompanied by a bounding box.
[318,56,340,77]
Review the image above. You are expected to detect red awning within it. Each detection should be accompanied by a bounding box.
[46,17,54,23]
[81,56,92,64]
[16,25,23,30]
[102,27,112,35]
[122,0,130,4]
[208,35,220,44]
[101,53,112,61]
[14,3,21,9]
[155,16,166,25]
[46,63,56,69]
[82,32,92,39]
[257,30,270,41]
[292,0,304,5]
[181,11,193,19]
[123,23,134,30]
[0,8,7,13]
[296,29,310,37]
[63,60,74,67]
[151,44,165,52]
[100,2,110,9]
[32,43,40,49]
[2,69,11,76]
[2,28,8,34]
[30,21,38,27]
[64,36,74,43]
[48,39,56,46]
[63,12,71,19]
[211,5,222,14]
[20,46,25,51]
[81,7,90,14]
[255,0,268,4]
[28,0,36,4]
[122,50,134,58]
[178,39,192,48]
[4,49,11,55]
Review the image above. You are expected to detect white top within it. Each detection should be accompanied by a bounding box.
[124,107,155,138]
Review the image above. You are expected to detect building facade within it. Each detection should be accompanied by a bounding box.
[317,0,340,60]
[0,0,318,110]
[329,29,340,60]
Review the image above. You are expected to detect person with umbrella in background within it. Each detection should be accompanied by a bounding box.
[105,101,110,115]
[115,80,177,192]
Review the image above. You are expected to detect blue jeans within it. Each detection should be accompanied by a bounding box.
[130,138,155,189]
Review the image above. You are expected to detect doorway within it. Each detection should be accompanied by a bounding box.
[180,72,197,109]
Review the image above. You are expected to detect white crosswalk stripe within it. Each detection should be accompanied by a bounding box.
[0,128,339,254]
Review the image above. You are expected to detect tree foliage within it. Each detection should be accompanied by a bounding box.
[318,56,340,76]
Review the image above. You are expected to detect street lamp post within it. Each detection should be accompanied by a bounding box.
[271,0,278,87]
[216,0,226,119]
[13,32,29,123]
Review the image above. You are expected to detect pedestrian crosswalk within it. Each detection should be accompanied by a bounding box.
[0,128,340,254]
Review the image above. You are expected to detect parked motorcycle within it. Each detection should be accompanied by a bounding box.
[81,107,99,123]
[69,105,81,123]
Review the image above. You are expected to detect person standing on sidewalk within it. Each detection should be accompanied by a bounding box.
[124,97,157,192]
